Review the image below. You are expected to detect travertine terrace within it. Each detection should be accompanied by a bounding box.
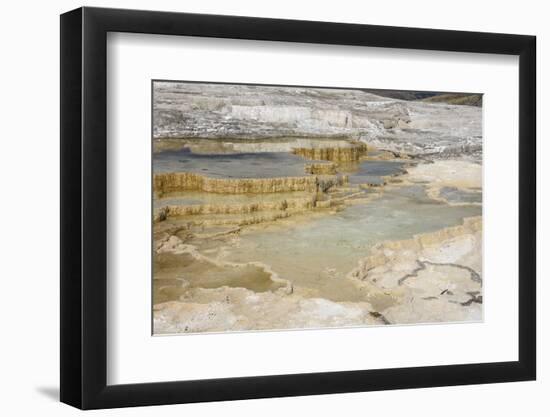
[152,81,483,334]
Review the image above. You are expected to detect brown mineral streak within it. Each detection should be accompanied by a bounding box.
[153,172,348,194]
[292,142,368,162]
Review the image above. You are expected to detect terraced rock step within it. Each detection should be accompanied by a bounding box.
[163,210,299,227]
[160,194,317,217]
[154,171,348,194]
[153,187,367,223]
[292,142,368,162]
[305,162,337,175]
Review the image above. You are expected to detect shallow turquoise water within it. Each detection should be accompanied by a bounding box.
[153,148,481,303]
[153,149,406,184]
[221,185,481,301]
[153,149,314,178]
[440,186,482,204]
[346,161,406,185]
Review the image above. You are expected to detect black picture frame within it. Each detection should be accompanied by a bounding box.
[60,6,536,410]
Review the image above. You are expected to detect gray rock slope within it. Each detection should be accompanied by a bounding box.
[153,82,482,158]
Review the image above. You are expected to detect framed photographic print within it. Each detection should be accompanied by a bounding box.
[60,6,536,409]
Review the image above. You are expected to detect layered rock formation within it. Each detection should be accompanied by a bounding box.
[154,172,347,195]
[292,142,368,162]
[153,173,365,224]
[305,162,337,175]
[160,195,316,217]
[153,82,482,158]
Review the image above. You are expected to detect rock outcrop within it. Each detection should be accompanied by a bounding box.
[292,142,368,162]
[304,162,337,175]
[153,81,482,159]
[154,172,348,194]
[159,195,317,217]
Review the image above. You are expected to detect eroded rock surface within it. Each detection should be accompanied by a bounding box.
[153,82,481,158]
[292,142,368,162]
[349,217,482,324]
[154,287,383,334]
[403,160,482,205]
[154,172,348,194]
